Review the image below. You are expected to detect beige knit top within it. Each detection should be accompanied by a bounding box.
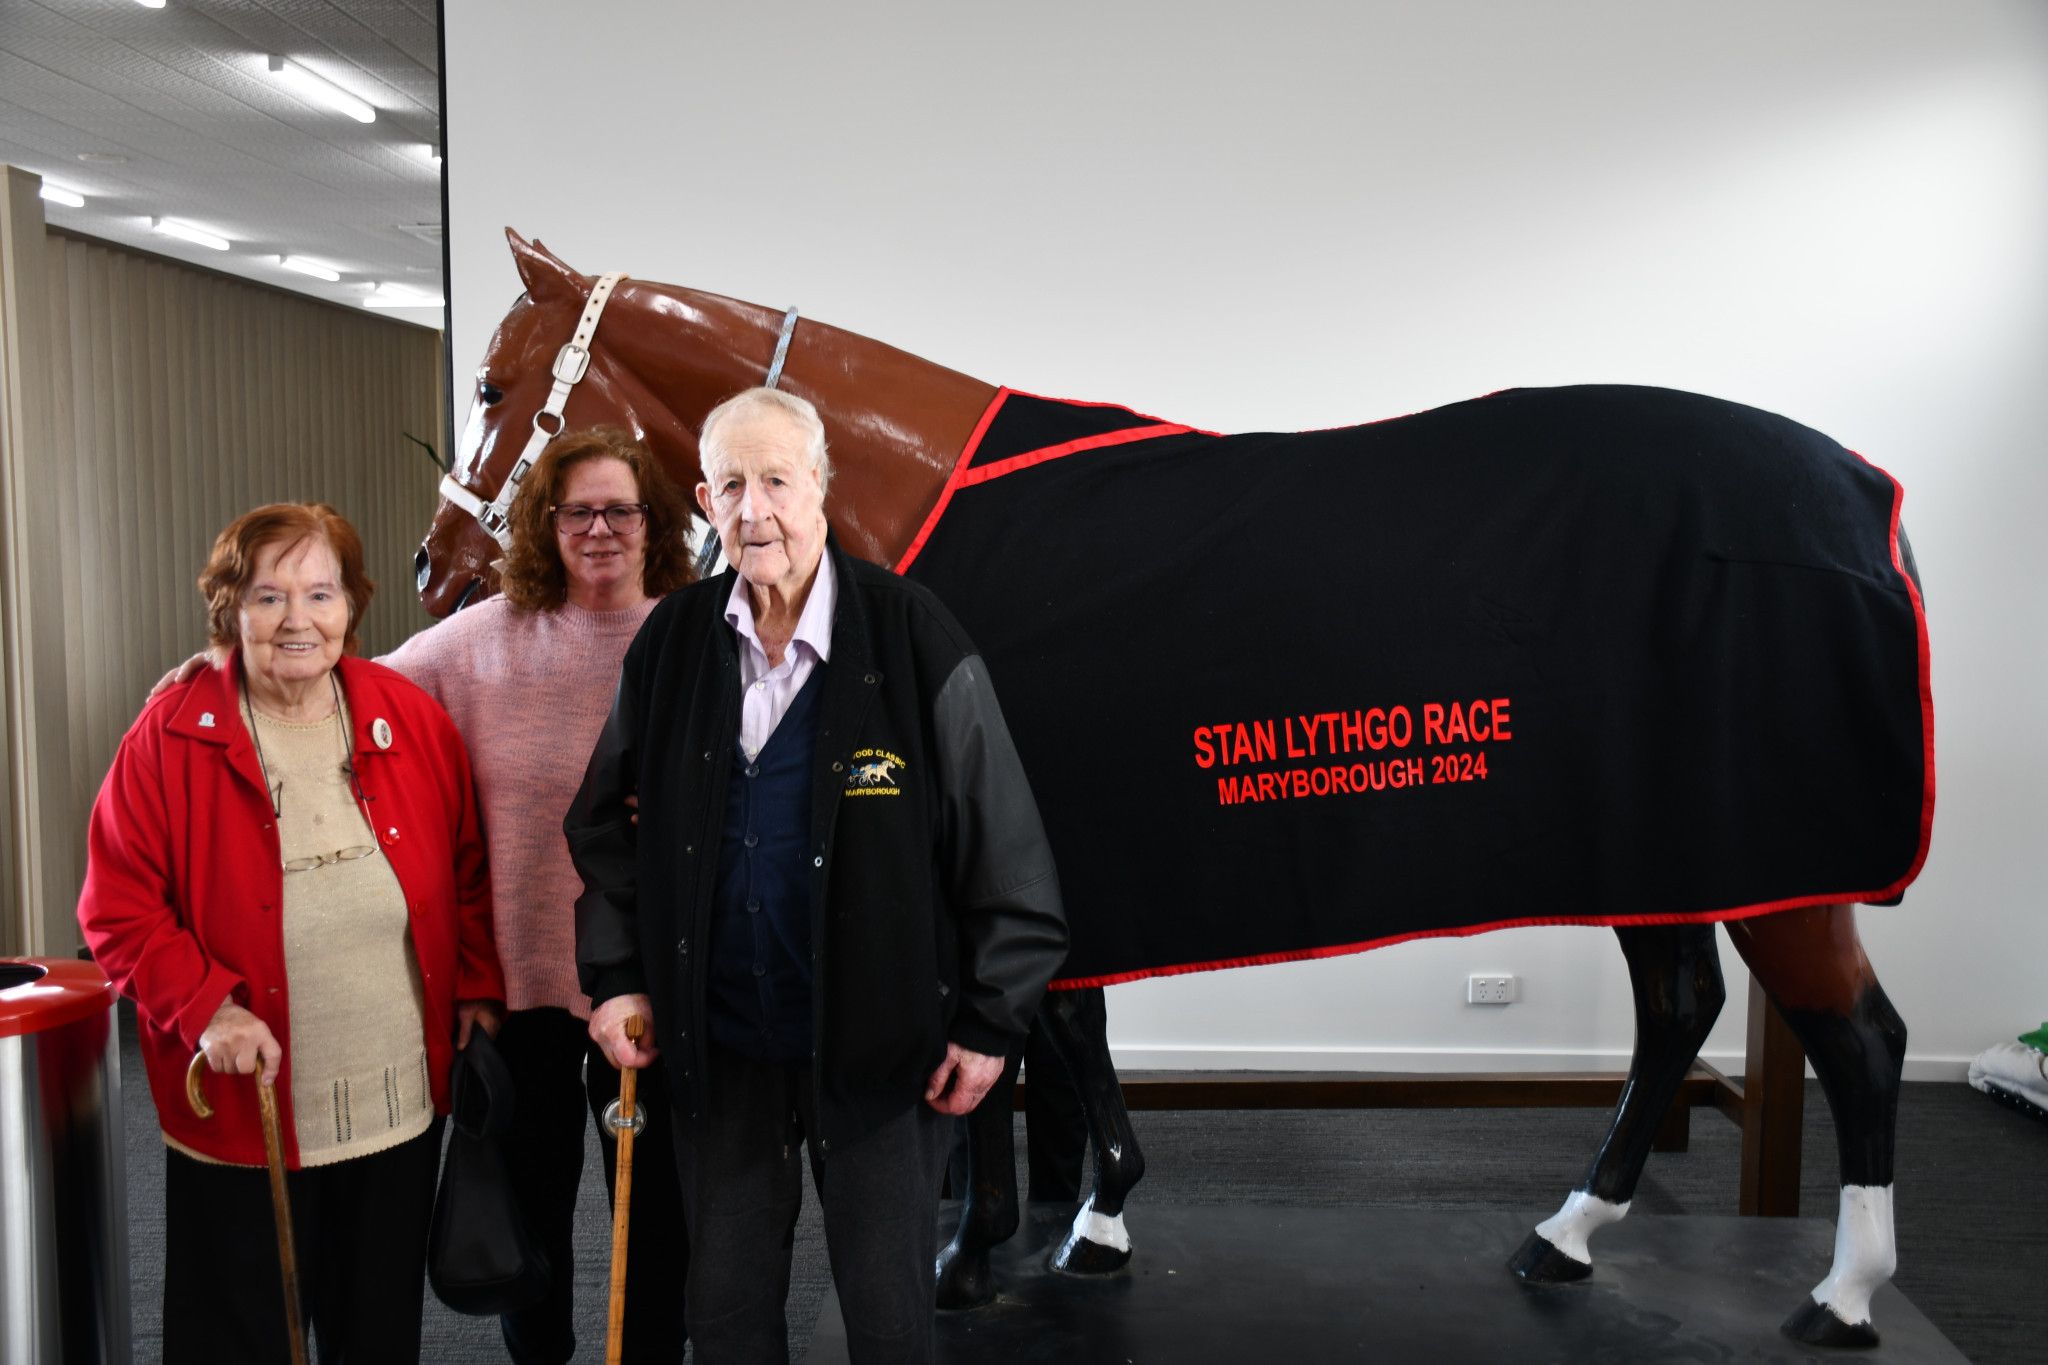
[167,693,434,1168]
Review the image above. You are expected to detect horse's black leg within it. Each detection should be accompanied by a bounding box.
[934,1045,1023,1309]
[1728,905,1907,1350]
[1511,923,1725,1282]
[1024,1021,1089,1201]
[1036,986,1146,1274]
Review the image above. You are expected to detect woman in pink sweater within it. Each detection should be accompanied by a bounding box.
[389,428,698,1362]
[162,426,697,1361]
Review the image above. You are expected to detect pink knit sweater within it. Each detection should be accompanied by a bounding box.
[383,596,658,1018]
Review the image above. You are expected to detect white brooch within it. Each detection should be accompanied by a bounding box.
[198,712,215,728]
[372,718,393,750]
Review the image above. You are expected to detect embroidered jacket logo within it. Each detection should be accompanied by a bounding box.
[845,748,905,797]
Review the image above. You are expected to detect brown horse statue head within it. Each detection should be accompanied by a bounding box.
[416,229,998,616]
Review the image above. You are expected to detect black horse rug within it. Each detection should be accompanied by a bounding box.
[897,384,1933,988]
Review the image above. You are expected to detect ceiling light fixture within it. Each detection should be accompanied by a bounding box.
[153,217,229,251]
[39,184,85,208]
[75,152,128,165]
[279,256,341,282]
[133,0,166,8]
[364,285,444,309]
[266,55,376,124]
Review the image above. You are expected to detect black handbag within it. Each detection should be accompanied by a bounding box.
[427,1027,552,1315]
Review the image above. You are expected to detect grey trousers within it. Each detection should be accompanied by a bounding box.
[673,1044,952,1365]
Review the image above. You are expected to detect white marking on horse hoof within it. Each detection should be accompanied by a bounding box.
[1811,1184,1896,1328]
[1070,1195,1131,1253]
[1532,1191,1630,1266]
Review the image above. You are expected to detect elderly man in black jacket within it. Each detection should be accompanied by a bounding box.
[567,386,1069,1364]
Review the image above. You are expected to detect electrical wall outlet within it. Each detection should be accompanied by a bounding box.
[1467,974,1520,1004]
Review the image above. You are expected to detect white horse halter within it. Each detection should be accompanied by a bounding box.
[438,278,800,552]
[438,271,627,549]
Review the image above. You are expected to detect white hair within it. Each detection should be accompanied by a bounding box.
[698,387,832,495]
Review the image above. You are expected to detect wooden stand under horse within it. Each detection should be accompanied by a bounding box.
[420,230,1921,1350]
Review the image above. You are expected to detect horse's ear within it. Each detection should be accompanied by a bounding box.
[505,227,589,306]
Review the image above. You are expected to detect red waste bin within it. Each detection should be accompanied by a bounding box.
[0,957,129,1363]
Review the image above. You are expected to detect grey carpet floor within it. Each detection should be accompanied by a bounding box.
[117,1008,2044,1363]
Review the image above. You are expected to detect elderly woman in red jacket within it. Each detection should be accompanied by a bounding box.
[78,502,504,1364]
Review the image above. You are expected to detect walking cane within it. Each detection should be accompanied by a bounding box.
[603,1014,648,1365]
[188,1050,309,1365]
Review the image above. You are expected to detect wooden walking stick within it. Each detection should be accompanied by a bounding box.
[188,1050,308,1365]
[604,1014,647,1365]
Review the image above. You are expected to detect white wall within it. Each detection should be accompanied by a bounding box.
[446,0,2048,1079]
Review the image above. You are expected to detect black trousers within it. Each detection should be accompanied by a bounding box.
[496,1006,690,1365]
[163,1119,443,1365]
[676,1044,953,1365]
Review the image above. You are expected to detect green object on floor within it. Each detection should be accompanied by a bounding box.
[2020,1023,2048,1054]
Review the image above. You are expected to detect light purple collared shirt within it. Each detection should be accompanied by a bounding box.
[725,551,837,761]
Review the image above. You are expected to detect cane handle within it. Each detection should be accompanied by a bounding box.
[185,1051,214,1120]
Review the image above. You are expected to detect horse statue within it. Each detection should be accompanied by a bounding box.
[420,229,1931,1350]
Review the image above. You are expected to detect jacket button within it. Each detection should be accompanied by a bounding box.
[703,751,712,761]
[746,765,760,779]
[831,761,843,772]
[863,674,875,685]
[813,856,823,868]
[752,963,766,977]
[381,827,400,846]
[685,845,694,855]
[677,939,689,955]
[744,833,759,848]
[746,901,760,914]
[820,1139,831,1152]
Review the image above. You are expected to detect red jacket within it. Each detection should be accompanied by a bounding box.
[78,653,503,1167]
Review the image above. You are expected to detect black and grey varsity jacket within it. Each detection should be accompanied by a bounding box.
[566,536,1069,1149]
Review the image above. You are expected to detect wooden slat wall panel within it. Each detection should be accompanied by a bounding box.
[40,229,442,927]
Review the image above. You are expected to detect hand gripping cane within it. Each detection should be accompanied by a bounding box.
[602,1015,648,1365]
[188,1051,308,1365]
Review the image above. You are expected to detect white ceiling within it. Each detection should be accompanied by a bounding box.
[0,0,445,327]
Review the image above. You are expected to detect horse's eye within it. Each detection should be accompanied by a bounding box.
[478,382,504,406]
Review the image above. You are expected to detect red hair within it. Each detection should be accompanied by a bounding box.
[198,503,374,655]
[498,427,696,611]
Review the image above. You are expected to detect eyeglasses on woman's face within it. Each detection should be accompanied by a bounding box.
[550,503,649,535]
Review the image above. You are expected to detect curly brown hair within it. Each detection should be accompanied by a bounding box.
[199,503,375,656]
[498,427,697,612]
